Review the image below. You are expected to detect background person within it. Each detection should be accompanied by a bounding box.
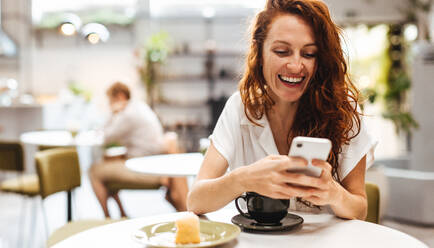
[187,0,377,220]
[90,82,188,217]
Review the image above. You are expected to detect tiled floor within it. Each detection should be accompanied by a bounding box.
[1,172,433,248]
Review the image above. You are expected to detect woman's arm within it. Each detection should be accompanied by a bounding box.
[187,142,309,215]
[187,143,243,215]
[328,156,367,220]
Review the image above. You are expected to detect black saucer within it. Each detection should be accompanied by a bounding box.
[231,213,303,232]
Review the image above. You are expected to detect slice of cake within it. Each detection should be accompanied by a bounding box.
[175,212,201,244]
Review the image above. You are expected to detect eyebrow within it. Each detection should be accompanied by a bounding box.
[272,40,317,47]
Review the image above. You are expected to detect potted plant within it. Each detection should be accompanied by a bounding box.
[136,31,171,108]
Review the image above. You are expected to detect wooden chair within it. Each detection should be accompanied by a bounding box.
[34,147,120,247]
[365,182,380,224]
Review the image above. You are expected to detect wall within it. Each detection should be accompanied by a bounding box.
[324,0,407,24]
[2,0,428,156]
[27,15,249,128]
[411,43,434,172]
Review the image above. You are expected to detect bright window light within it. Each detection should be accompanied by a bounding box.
[404,24,418,42]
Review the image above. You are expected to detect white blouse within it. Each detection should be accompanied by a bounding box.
[209,92,378,212]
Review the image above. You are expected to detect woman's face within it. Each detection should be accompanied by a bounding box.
[262,14,317,104]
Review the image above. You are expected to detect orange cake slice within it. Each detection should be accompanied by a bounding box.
[175,212,201,244]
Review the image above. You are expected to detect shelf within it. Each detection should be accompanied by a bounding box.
[154,102,208,108]
[159,75,239,83]
[169,51,243,58]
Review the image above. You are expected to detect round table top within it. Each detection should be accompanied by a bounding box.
[20,130,103,147]
[125,153,204,177]
[52,208,428,248]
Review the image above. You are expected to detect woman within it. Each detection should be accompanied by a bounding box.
[187,0,377,220]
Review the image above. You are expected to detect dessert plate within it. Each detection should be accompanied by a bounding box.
[133,220,240,247]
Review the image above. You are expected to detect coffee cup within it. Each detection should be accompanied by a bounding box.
[235,192,289,224]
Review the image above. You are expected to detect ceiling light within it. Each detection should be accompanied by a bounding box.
[58,13,82,36]
[60,23,76,36]
[81,23,110,44]
[87,33,100,44]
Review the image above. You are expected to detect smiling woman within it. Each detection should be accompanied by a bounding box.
[261,14,317,104]
[187,0,378,221]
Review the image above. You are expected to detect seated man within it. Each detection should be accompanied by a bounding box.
[89,82,188,217]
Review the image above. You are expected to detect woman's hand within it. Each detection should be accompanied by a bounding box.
[282,158,343,206]
[237,155,308,199]
[282,157,368,220]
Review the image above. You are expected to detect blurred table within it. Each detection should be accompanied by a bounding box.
[20,130,103,147]
[125,153,204,177]
[51,208,428,248]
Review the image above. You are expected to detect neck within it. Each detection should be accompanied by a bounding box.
[268,97,299,130]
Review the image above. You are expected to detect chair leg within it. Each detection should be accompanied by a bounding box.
[67,190,72,222]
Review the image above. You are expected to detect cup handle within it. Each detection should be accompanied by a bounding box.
[235,195,251,219]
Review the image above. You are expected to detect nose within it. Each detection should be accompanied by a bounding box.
[286,55,303,72]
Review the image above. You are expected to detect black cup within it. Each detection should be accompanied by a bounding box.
[235,192,289,224]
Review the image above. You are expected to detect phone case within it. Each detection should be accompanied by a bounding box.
[288,136,332,177]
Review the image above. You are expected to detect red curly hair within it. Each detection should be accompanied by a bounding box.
[239,0,361,182]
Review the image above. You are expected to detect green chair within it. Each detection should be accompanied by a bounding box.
[365,182,380,224]
[35,148,120,247]
[0,142,39,196]
[34,147,120,247]
[35,147,81,222]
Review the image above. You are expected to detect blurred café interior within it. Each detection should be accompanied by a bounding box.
[0,0,434,247]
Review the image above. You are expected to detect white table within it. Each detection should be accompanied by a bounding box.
[20,130,103,147]
[125,153,204,177]
[52,208,428,248]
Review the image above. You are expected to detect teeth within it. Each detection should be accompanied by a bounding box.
[280,75,303,83]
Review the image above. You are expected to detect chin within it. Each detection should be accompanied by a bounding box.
[274,87,306,103]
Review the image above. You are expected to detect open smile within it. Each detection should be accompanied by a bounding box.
[278,74,305,87]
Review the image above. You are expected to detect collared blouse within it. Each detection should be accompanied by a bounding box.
[209,92,378,212]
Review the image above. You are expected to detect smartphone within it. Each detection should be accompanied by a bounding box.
[287,136,332,177]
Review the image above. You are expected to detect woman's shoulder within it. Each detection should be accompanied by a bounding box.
[222,91,244,114]
[217,91,245,125]
[226,91,243,108]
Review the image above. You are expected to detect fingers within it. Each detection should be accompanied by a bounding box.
[302,195,323,205]
[312,159,332,173]
[275,156,308,171]
[281,183,320,199]
[283,172,322,188]
[257,182,318,200]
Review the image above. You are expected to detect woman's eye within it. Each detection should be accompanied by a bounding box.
[303,53,316,58]
[274,50,288,55]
